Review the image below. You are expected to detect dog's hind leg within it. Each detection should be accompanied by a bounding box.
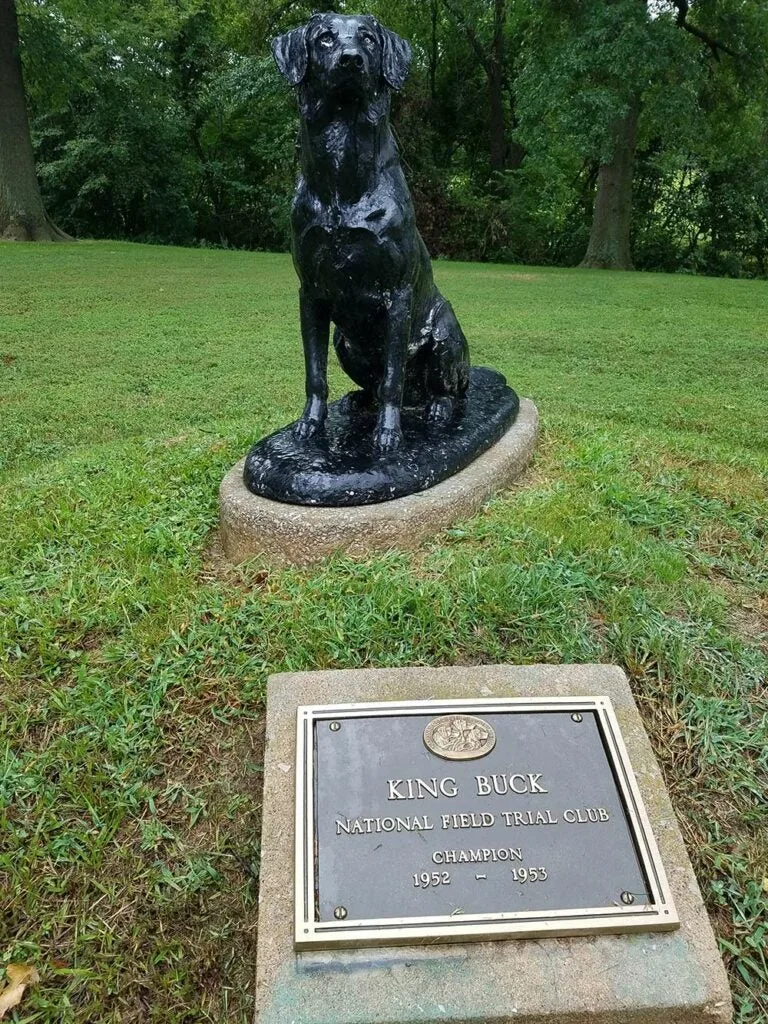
[424,296,470,423]
[337,389,377,416]
[333,326,378,413]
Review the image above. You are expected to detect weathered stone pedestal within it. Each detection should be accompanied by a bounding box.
[220,397,538,567]
[254,665,732,1024]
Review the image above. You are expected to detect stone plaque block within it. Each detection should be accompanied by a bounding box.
[255,665,733,1024]
[297,698,677,948]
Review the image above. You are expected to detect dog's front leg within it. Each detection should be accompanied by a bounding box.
[295,289,330,440]
[375,286,412,452]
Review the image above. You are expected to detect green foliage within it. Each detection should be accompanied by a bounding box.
[190,53,296,249]
[1,243,766,1020]
[13,0,768,273]
[19,0,296,248]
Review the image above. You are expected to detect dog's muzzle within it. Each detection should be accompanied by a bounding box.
[339,50,364,71]
[329,48,371,91]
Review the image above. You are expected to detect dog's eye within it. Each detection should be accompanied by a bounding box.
[359,32,376,47]
[317,31,335,47]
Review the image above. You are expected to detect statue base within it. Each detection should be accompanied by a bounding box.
[218,397,538,568]
[243,367,519,507]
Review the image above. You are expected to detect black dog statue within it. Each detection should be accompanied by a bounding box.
[274,12,470,452]
[243,13,518,506]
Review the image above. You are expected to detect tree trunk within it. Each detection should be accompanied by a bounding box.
[580,101,639,270]
[0,0,69,240]
[505,88,525,170]
[488,0,507,172]
[429,0,438,106]
[441,0,513,173]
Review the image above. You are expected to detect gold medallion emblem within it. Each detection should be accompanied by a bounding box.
[423,714,496,761]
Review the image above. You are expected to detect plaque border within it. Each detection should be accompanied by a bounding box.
[295,696,679,950]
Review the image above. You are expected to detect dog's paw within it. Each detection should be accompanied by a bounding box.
[374,426,402,452]
[293,417,323,440]
[294,396,327,440]
[426,396,454,424]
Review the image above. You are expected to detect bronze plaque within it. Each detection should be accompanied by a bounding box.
[295,697,678,950]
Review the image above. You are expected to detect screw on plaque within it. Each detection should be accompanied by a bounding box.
[329,721,341,732]
[620,891,635,905]
[334,906,347,919]
[571,713,583,723]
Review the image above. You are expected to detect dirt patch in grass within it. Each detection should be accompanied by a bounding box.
[712,576,768,653]
[485,271,543,281]
[727,602,768,653]
[659,454,767,503]
[696,523,745,556]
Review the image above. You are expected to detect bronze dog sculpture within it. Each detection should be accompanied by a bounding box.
[271,12,470,453]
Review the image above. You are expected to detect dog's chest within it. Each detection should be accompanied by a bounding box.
[297,204,401,299]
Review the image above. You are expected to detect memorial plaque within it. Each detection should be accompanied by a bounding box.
[295,697,679,949]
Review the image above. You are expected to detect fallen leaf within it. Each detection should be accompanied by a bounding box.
[0,963,40,1019]
[762,876,768,893]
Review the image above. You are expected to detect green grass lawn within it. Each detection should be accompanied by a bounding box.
[1,241,766,1023]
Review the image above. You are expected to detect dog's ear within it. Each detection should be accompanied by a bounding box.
[271,24,309,86]
[380,25,412,91]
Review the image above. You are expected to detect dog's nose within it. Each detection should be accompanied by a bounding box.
[339,50,364,70]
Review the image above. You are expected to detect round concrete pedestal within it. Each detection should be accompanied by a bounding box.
[219,397,538,567]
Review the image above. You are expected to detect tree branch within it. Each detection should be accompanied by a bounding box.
[672,0,742,61]
[441,0,491,75]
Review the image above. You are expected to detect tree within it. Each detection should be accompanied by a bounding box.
[584,0,764,269]
[442,0,525,173]
[580,99,640,270]
[516,0,652,268]
[577,0,667,270]
[521,0,765,270]
[0,0,68,240]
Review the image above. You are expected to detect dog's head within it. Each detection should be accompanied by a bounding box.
[272,13,412,101]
